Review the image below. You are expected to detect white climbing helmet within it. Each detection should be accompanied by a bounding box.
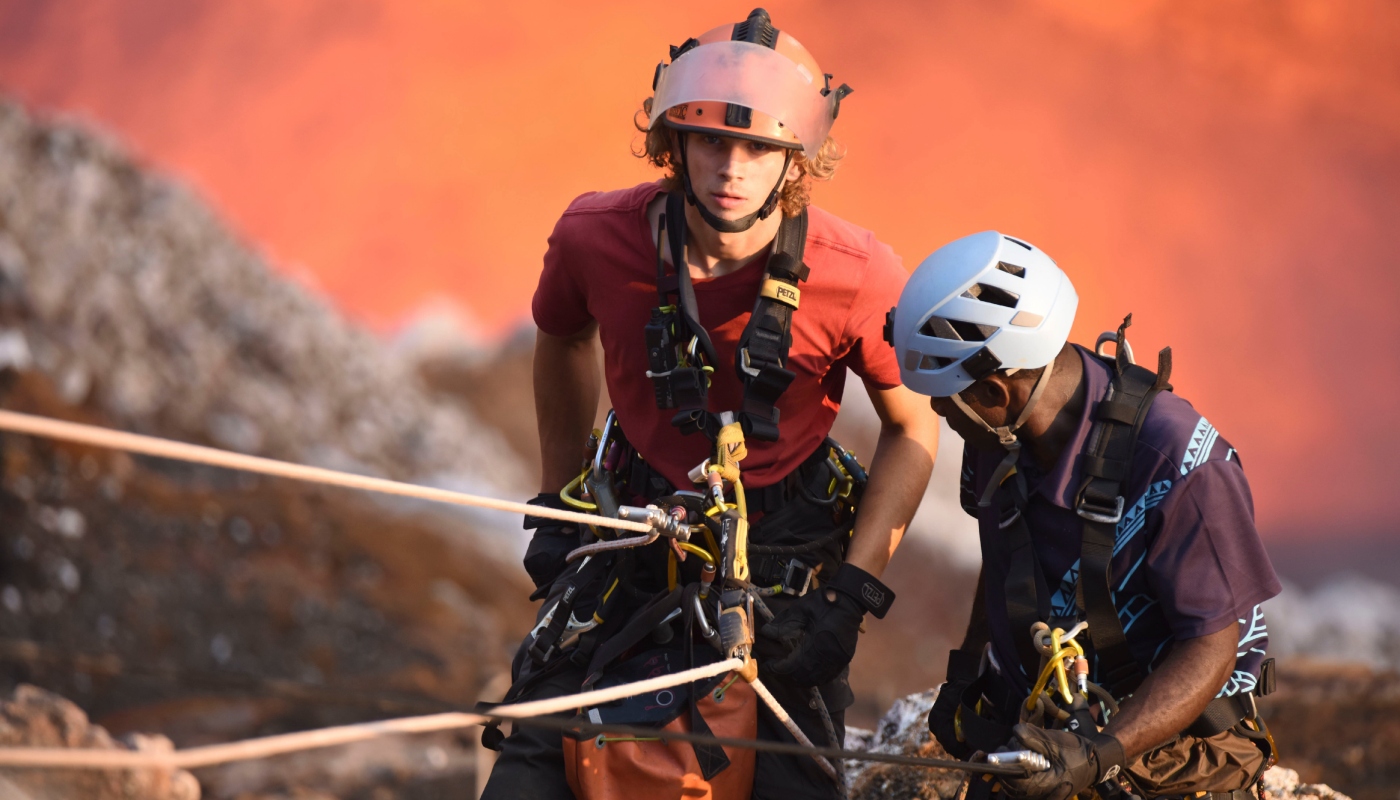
[887,231,1078,397]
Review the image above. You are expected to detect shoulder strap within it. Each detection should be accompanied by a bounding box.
[655,192,810,443]
[732,209,809,441]
[989,471,1054,677]
[1074,315,1173,696]
[667,191,719,367]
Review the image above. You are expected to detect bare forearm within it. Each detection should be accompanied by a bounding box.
[534,326,602,491]
[1102,622,1239,759]
[844,404,938,578]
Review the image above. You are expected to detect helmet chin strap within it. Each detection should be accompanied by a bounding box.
[950,355,1057,508]
[676,131,794,234]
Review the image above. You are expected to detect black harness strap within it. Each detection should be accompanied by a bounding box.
[1074,316,1173,697]
[681,581,731,779]
[667,191,720,371]
[733,209,808,441]
[653,190,809,443]
[992,472,1056,676]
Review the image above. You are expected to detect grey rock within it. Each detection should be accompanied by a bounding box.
[846,688,1355,800]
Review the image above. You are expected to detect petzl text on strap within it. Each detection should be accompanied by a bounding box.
[1075,315,1173,697]
[658,189,810,443]
[732,206,808,441]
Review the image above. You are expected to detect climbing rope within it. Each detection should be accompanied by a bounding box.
[0,410,653,534]
[0,409,1049,779]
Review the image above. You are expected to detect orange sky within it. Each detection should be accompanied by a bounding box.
[1,0,1397,541]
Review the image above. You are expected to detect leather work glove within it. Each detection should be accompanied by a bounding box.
[521,493,581,591]
[995,724,1126,800]
[928,649,981,759]
[758,563,894,688]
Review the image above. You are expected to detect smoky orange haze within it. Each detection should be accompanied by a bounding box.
[0,1,1396,542]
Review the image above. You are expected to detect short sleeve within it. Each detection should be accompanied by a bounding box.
[1143,459,1283,640]
[531,210,595,337]
[839,241,905,389]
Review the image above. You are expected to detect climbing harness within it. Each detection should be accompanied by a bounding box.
[646,190,809,443]
[0,409,908,780]
[952,318,1278,800]
[505,395,875,794]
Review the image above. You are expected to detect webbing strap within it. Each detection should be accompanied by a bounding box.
[1074,317,1173,696]
[666,191,719,370]
[682,582,731,778]
[992,476,1052,677]
[733,204,807,442]
[1186,692,1251,738]
[581,585,684,688]
[658,191,808,443]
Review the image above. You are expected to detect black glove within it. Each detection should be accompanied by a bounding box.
[521,492,580,591]
[996,724,1126,800]
[758,587,863,687]
[928,649,980,759]
[757,563,893,688]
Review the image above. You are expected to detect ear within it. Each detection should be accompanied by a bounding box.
[785,155,804,184]
[965,376,1013,411]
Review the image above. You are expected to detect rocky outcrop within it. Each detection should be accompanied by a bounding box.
[0,683,199,800]
[844,688,1356,800]
[843,688,966,800]
[0,98,533,798]
[0,98,526,500]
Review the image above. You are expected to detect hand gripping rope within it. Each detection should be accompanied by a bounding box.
[0,409,1049,779]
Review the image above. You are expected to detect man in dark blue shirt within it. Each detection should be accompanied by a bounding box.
[887,231,1281,800]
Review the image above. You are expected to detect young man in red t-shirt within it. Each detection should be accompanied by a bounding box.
[483,10,938,799]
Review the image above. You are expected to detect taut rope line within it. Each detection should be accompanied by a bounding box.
[0,410,652,534]
[0,658,744,770]
[0,409,1043,779]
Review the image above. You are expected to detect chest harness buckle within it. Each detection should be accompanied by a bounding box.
[645,190,809,445]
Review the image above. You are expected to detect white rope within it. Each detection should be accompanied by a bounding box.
[0,410,652,534]
[748,675,838,781]
[0,657,745,770]
[0,411,837,779]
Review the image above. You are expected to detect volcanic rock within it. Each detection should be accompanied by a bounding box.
[844,687,1356,800]
[0,683,199,800]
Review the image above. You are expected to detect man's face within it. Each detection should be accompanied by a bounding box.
[681,132,798,223]
[929,383,1011,452]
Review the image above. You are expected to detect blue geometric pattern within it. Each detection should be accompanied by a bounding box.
[1180,416,1219,475]
[1116,593,1158,634]
[1046,479,1174,618]
[1217,605,1268,697]
[1048,561,1081,619]
[1114,480,1174,555]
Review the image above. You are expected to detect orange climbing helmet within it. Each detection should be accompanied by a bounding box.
[648,8,852,156]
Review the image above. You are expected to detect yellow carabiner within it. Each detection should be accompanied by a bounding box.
[559,468,597,511]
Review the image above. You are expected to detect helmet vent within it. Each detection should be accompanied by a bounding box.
[962,283,1020,309]
[921,355,954,371]
[921,316,997,342]
[995,261,1026,278]
[1004,236,1032,250]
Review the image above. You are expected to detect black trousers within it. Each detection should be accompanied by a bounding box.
[480,655,851,799]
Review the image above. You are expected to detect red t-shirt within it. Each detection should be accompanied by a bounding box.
[533,182,906,489]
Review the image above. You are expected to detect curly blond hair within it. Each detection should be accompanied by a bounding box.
[633,98,843,218]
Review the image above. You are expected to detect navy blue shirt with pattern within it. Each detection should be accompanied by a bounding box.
[963,345,1282,700]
